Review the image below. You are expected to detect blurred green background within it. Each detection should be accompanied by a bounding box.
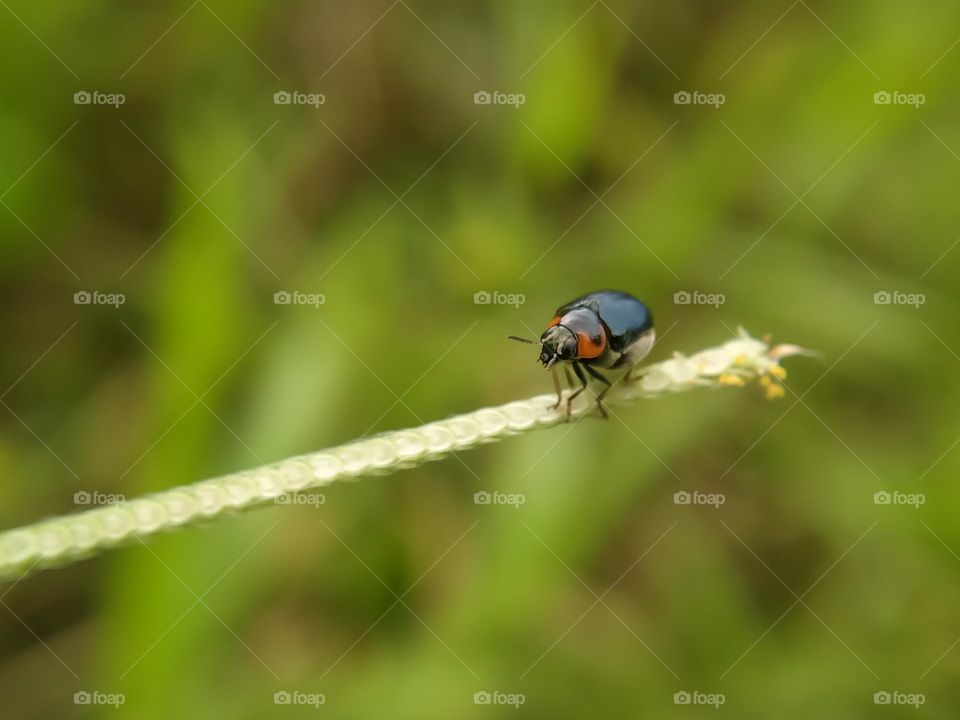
[2,0,959,717]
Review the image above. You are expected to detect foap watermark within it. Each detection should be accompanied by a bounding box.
[873,91,925,108]
[874,490,925,508]
[273,691,325,708]
[674,490,725,508]
[674,290,725,308]
[74,290,125,308]
[474,290,525,308]
[74,491,125,506]
[274,290,325,307]
[273,90,325,108]
[74,90,125,108]
[275,493,325,508]
[874,290,924,308]
[674,690,725,708]
[874,690,925,708]
[474,90,525,108]
[474,490,525,508]
[74,691,125,708]
[674,90,725,108]
[473,690,525,708]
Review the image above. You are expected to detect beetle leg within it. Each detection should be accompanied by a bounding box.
[567,361,589,421]
[550,368,564,410]
[583,364,612,420]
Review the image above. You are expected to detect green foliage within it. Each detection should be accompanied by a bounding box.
[1,1,958,718]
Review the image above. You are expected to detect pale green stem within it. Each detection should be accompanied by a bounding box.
[0,330,809,581]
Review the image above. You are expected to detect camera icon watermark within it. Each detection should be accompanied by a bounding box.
[273,90,325,108]
[274,290,326,307]
[673,290,725,308]
[873,91,925,108]
[74,490,125,506]
[474,490,525,508]
[74,90,125,108]
[873,490,925,508]
[473,290,525,307]
[74,290,125,308]
[873,290,924,308]
[275,493,326,508]
[74,690,125,707]
[873,690,925,707]
[273,690,325,707]
[673,90,725,108]
[473,90,525,108]
[473,690,525,707]
[673,690,725,707]
[673,490,725,508]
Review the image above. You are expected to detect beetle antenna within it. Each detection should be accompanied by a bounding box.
[507,335,540,345]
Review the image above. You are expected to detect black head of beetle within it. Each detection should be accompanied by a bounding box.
[536,325,577,370]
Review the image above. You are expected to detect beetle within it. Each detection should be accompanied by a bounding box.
[509,290,655,419]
